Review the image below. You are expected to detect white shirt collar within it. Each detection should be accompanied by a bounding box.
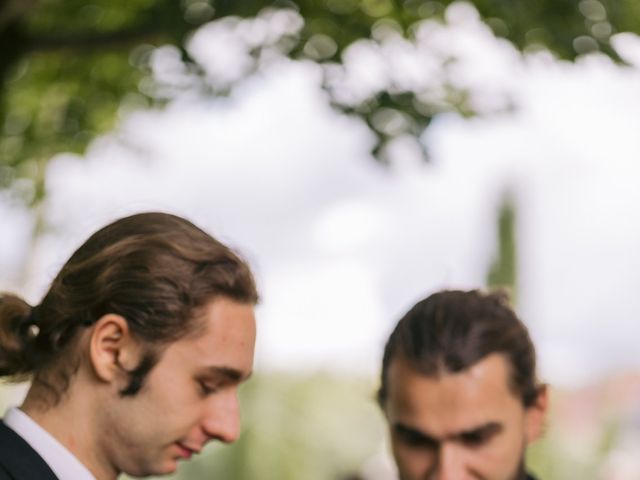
[4,406,96,480]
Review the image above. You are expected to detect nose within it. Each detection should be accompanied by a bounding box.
[433,443,468,480]
[201,389,241,444]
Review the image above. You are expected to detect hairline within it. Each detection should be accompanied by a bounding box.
[379,349,534,408]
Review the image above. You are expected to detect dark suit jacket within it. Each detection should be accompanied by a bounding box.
[0,420,58,480]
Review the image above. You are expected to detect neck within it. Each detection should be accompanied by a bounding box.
[21,380,118,480]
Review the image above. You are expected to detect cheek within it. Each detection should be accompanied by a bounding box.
[148,394,204,435]
[122,388,203,440]
[144,374,203,418]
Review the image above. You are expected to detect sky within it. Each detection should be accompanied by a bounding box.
[3,3,640,389]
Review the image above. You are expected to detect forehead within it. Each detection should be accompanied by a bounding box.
[385,353,524,436]
[160,297,256,374]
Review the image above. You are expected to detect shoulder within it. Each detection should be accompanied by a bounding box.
[0,466,13,480]
[0,464,13,480]
[0,420,58,480]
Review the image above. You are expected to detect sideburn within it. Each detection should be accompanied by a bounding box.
[119,351,159,396]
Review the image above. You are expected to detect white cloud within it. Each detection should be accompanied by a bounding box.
[4,7,640,386]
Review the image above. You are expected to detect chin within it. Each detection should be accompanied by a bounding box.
[128,460,178,478]
[158,460,179,475]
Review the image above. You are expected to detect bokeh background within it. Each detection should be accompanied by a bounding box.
[2,1,640,478]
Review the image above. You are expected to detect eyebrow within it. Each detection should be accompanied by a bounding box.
[199,366,252,383]
[393,421,503,444]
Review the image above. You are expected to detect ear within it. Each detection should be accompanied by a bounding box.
[89,314,139,383]
[525,384,548,444]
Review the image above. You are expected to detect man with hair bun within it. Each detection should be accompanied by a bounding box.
[0,212,259,480]
[378,289,547,480]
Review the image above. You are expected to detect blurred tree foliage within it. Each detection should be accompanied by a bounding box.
[1,0,639,204]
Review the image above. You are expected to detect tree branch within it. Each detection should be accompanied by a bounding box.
[26,26,171,53]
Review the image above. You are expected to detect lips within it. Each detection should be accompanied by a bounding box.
[175,442,200,459]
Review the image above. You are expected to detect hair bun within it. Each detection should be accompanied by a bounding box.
[0,293,37,379]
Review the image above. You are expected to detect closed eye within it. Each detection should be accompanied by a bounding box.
[195,366,248,397]
[459,431,487,447]
[394,425,438,449]
[197,379,222,396]
[459,423,502,448]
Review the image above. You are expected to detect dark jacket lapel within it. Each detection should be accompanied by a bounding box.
[0,420,59,480]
